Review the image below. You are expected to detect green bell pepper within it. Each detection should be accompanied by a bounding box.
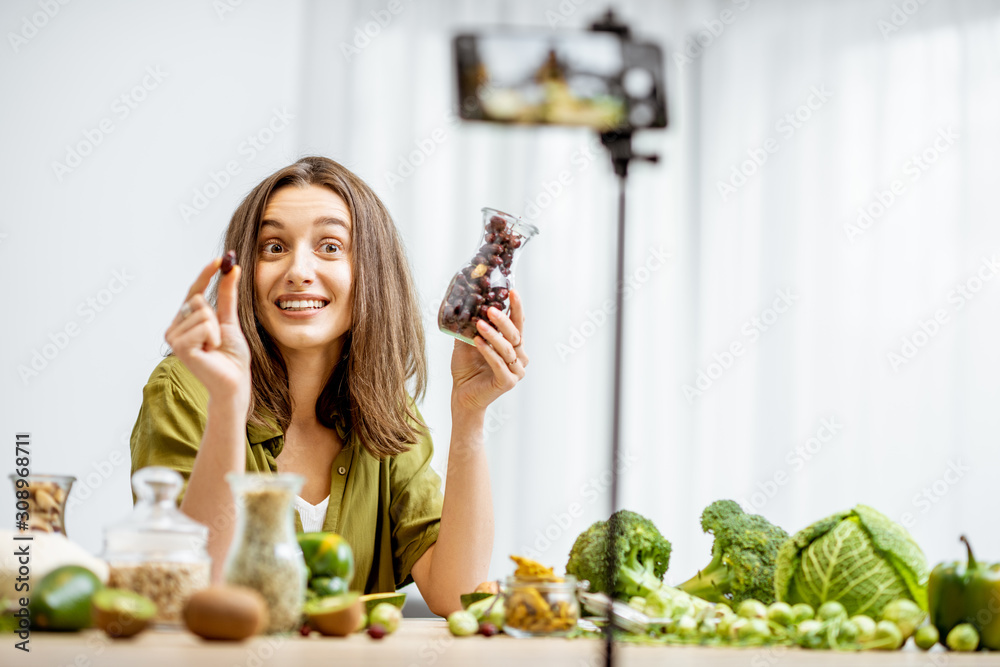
[928,536,1000,650]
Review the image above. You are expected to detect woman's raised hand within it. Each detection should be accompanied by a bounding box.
[450,289,529,413]
[165,256,252,408]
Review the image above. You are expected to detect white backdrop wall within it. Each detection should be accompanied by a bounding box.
[2,0,999,610]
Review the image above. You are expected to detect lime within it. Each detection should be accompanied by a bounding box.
[310,576,349,597]
[297,532,354,580]
[30,565,102,631]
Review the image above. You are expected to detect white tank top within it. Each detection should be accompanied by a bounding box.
[293,494,330,532]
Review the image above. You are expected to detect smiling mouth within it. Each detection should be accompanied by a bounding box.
[275,299,329,311]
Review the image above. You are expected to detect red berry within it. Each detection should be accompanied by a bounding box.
[299,622,312,637]
[368,623,387,639]
[479,622,499,637]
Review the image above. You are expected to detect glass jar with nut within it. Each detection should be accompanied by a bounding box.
[502,575,581,638]
[9,474,76,535]
[102,467,211,625]
[438,208,538,345]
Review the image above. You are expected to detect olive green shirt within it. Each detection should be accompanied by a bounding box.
[129,355,443,593]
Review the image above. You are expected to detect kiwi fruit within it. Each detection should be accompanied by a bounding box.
[305,593,363,637]
[92,589,157,638]
[183,585,268,640]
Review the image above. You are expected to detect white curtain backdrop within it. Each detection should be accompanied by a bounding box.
[2,0,998,610]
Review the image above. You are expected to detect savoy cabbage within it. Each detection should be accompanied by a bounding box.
[773,505,929,618]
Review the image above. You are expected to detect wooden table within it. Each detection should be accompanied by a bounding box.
[18,619,999,666]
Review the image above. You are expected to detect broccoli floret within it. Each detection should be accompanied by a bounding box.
[566,509,672,599]
[678,500,789,605]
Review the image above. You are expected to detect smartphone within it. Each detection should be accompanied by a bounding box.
[454,29,667,130]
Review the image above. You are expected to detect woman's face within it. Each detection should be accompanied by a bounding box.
[254,184,353,357]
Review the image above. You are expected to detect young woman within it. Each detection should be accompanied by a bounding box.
[130,156,528,616]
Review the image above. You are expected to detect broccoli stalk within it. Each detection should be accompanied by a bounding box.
[566,509,672,599]
[678,500,789,605]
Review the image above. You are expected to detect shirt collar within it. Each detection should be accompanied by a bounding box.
[247,415,282,444]
[245,411,353,447]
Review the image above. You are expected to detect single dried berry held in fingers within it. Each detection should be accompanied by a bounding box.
[221,250,237,274]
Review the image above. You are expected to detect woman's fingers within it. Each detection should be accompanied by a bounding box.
[186,258,223,301]
[473,336,522,386]
[486,294,529,367]
[476,317,517,365]
[486,307,520,346]
[171,315,222,354]
[170,293,206,330]
[169,301,211,340]
[217,264,241,326]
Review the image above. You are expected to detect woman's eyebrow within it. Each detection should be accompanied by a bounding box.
[260,217,351,231]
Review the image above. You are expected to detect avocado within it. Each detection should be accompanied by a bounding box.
[30,565,103,631]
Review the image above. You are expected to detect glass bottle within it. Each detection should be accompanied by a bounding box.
[10,473,75,535]
[102,467,211,625]
[223,473,307,634]
[438,207,539,345]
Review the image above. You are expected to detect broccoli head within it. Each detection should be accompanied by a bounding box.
[678,500,789,605]
[566,509,672,599]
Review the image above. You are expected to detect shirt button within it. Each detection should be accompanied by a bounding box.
[338,466,346,475]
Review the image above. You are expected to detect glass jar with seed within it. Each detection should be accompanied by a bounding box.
[223,473,308,634]
[102,467,211,625]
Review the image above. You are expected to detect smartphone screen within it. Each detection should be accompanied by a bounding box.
[454,29,666,130]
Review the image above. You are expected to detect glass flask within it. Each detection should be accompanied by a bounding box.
[223,472,308,634]
[438,207,539,345]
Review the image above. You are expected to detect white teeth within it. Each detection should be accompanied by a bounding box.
[278,299,327,311]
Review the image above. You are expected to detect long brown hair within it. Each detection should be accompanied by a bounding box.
[207,156,427,458]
